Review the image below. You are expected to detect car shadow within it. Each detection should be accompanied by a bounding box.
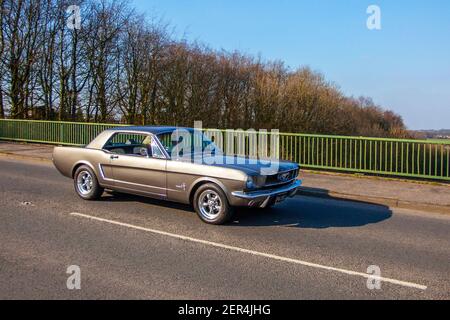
[99,188,392,229]
[233,187,392,229]
[231,187,393,229]
[99,191,194,212]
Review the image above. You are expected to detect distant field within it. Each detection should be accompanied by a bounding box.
[427,139,450,143]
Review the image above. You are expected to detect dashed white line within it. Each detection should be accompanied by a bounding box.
[70,212,428,291]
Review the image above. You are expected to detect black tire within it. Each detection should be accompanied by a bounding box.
[193,183,234,225]
[73,165,104,200]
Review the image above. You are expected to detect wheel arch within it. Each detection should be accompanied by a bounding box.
[71,161,96,178]
[188,177,231,205]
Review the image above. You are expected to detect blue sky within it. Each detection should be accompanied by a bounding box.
[131,0,450,130]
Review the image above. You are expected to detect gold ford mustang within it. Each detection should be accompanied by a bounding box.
[53,126,301,224]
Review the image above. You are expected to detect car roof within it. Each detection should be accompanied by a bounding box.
[111,126,194,135]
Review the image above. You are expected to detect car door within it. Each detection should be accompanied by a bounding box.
[107,133,167,198]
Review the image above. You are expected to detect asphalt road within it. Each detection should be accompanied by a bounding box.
[0,157,449,299]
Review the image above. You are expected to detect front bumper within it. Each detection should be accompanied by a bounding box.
[231,180,302,208]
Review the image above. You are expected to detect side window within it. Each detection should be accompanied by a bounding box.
[157,132,180,157]
[157,133,172,151]
[103,133,167,159]
[103,133,149,157]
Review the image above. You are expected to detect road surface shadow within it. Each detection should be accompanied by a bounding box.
[232,187,393,229]
[99,188,392,229]
[99,191,194,212]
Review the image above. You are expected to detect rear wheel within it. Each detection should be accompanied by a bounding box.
[193,183,234,225]
[74,165,104,200]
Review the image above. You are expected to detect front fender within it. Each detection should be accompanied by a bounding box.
[188,177,236,204]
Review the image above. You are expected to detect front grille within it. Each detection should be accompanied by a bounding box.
[257,180,293,191]
[265,169,298,186]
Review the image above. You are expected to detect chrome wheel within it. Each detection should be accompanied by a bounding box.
[76,170,93,195]
[198,190,222,220]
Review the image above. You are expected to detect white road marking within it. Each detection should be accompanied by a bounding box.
[70,212,428,291]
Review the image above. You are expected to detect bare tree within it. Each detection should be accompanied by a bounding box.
[3,0,42,118]
[0,0,5,118]
[0,0,409,138]
[83,0,130,122]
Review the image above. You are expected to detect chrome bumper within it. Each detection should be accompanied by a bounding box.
[231,180,302,208]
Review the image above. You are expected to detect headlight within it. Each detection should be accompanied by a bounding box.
[246,176,266,189]
[246,176,256,189]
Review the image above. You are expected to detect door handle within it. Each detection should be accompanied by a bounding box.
[110,155,119,159]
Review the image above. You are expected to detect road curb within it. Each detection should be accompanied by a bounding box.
[297,189,450,215]
[301,168,450,187]
[0,152,52,163]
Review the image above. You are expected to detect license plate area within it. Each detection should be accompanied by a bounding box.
[275,192,288,203]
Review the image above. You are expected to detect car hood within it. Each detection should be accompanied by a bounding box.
[174,154,299,175]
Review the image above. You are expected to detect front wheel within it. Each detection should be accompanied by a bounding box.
[74,165,104,200]
[193,183,234,225]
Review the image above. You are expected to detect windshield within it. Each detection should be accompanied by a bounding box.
[157,130,221,158]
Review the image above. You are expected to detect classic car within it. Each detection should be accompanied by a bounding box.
[52,126,301,224]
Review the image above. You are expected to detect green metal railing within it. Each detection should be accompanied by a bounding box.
[276,133,450,181]
[0,119,127,146]
[1,119,449,181]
